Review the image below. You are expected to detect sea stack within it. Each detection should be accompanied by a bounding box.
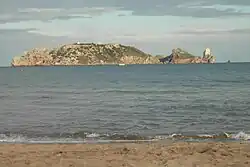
[203,48,216,63]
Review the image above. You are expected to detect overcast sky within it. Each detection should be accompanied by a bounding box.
[0,0,250,66]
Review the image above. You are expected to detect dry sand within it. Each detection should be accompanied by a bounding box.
[0,141,249,167]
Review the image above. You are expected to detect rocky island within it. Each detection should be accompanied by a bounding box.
[159,48,215,64]
[11,42,215,66]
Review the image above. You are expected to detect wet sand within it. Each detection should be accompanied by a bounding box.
[0,141,249,167]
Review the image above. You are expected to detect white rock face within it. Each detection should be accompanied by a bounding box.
[202,48,216,63]
[203,48,211,58]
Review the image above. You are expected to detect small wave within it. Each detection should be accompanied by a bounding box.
[211,79,248,84]
[231,131,250,140]
[165,132,250,141]
[0,132,249,144]
[0,133,83,143]
[72,131,151,140]
[94,89,193,95]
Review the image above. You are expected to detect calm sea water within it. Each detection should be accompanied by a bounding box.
[0,63,250,143]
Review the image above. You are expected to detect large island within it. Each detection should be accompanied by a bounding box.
[11,42,216,66]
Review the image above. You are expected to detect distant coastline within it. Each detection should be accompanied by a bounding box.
[11,42,216,67]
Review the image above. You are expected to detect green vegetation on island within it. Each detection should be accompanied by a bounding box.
[11,42,216,66]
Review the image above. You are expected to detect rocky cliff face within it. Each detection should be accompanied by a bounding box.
[159,48,216,64]
[11,43,162,66]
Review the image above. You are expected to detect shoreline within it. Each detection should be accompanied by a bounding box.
[6,62,250,68]
[1,141,249,167]
[0,131,249,144]
[0,61,247,68]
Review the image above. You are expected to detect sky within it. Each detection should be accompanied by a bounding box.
[0,0,250,66]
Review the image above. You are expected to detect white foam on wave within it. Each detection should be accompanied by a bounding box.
[0,133,156,144]
[154,132,250,141]
[231,131,250,140]
[0,134,84,143]
[85,133,101,138]
[197,134,214,137]
[0,131,249,144]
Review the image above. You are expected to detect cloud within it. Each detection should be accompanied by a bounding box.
[174,3,250,17]
[0,6,120,23]
[0,28,37,34]
[175,28,250,35]
[1,0,250,23]
[128,1,250,17]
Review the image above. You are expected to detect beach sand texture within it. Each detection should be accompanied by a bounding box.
[0,142,249,167]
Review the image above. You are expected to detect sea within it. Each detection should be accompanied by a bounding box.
[0,63,250,143]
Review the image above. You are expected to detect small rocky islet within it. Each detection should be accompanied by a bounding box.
[11,42,216,66]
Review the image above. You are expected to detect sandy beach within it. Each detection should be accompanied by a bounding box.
[0,141,249,167]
